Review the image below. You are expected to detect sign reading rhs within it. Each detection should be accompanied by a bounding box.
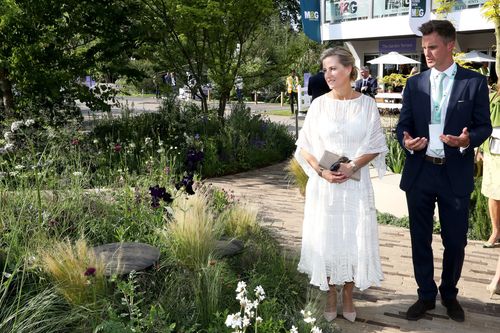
[300,0,321,42]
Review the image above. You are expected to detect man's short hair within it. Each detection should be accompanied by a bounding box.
[360,66,370,72]
[419,20,456,43]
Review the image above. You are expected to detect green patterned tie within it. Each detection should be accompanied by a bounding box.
[432,73,445,124]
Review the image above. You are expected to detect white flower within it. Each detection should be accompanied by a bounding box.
[158,140,164,146]
[128,142,136,148]
[93,139,99,144]
[24,119,35,126]
[0,172,6,178]
[4,131,13,141]
[236,281,247,293]
[157,148,165,153]
[145,137,152,145]
[9,171,19,177]
[242,316,250,328]
[255,316,263,323]
[290,325,298,333]
[4,143,14,151]
[301,310,316,324]
[254,285,266,301]
[10,121,24,132]
[72,171,83,176]
[310,327,323,333]
[14,165,24,170]
[3,272,12,279]
[225,313,242,329]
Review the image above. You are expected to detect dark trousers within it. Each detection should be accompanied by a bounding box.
[289,92,298,114]
[406,161,469,301]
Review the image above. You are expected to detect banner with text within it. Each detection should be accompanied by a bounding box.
[300,0,322,42]
[409,0,431,36]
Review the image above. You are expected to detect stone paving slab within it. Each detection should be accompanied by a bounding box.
[208,162,500,333]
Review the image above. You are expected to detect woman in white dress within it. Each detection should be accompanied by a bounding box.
[295,47,388,322]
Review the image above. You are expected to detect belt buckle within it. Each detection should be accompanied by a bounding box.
[434,157,445,165]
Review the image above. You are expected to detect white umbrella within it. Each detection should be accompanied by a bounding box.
[368,51,420,65]
[457,50,496,63]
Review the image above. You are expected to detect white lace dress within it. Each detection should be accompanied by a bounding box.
[295,93,388,291]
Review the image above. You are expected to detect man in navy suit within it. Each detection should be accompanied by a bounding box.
[396,20,492,322]
[307,70,330,101]
[354,66,378,98]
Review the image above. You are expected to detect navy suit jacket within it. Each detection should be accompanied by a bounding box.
[396,66,492,196]
[354,77,378,98]
[307,71,331,101]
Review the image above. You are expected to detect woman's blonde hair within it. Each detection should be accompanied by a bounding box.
[320,46,358,81]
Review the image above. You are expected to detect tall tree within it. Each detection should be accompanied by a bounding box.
[482,0,500,85]
[0,0,142,125]
[141,0,273,118]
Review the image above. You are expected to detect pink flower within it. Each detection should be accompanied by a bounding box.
[114,144,122,152]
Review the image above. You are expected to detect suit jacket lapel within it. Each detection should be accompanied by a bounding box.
[420,70,432,125]
[445,66,465,127]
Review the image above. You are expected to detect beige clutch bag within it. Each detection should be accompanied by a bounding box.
[318,151,361,181]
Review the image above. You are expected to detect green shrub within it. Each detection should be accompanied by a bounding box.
[385,133,406,174]
[469,177,490,240]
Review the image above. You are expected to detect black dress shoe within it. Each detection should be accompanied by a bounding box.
[441,298,465,322]
[406,299,435,321]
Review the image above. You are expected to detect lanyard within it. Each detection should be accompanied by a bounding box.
[430,66,457,121]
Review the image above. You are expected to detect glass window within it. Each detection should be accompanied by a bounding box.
[325,0,370,23]
[373,0,410,18]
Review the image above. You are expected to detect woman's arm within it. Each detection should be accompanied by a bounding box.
[338,153,379,179]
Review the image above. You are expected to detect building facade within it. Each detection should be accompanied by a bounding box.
[318,0,495,82]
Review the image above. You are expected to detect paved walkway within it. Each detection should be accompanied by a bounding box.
[208,162,500,333]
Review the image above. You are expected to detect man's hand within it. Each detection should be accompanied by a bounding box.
[403,131,428,151]
[440,127,470,148]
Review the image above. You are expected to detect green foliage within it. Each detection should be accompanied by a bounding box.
[482,0,500,84]
[141,0,274,116]
[381,73,408,90]
[385,133,406,174]
[0,0,143,125]
[469,177,491,240]
[285,158,308,196]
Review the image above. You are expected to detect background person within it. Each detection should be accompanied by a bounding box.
[286,69,300,115]
[477,87,500,248]
[354,66,378,98]
[396,20,492,322]
[294,46,387,323]
[307,70,330,101]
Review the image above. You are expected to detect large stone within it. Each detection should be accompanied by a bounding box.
[93,242,160,276]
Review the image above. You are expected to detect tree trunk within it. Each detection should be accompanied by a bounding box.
[218,95,228,121]
[0,67,15,116]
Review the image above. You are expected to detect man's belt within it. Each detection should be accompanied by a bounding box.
[425,155,445,165]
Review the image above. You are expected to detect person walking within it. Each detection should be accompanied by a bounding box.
[354,66,378,98]
[307,70,330,101]
[294,46,387,323]
[235,76,244,103]
[396,20,492,322]
[286,69,300,115]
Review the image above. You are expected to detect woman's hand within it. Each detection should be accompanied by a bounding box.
[321,170,348,184]
[337,162,356,178]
